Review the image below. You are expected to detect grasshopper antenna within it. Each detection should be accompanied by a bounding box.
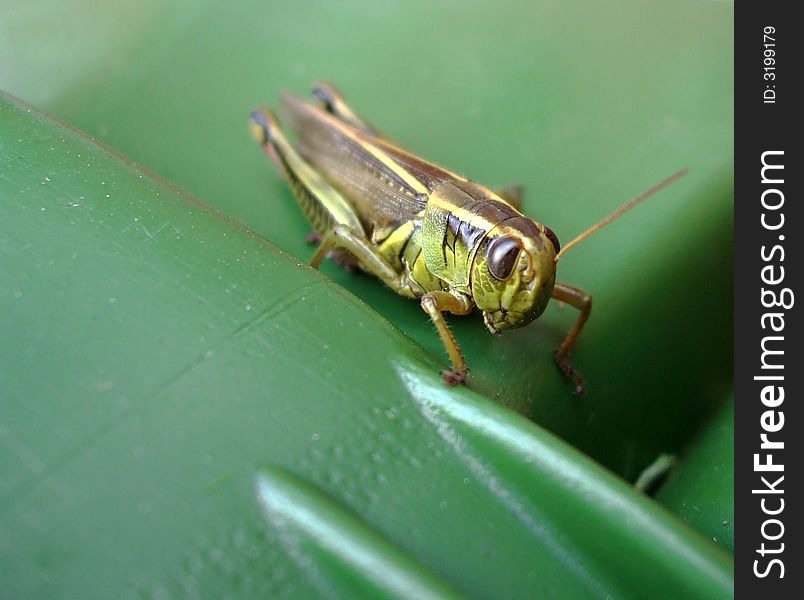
[554,168,689,262]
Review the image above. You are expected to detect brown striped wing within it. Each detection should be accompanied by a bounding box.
[280,91,466,227]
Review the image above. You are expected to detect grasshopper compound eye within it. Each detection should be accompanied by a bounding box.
[543,226,561,254]
[486,235,521,280]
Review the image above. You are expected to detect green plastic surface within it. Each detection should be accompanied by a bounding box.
[658,399,735,554]
[2,0,733,597]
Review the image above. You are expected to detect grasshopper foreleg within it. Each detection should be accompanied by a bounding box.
[551,282,593,396]
[420,291,473,386]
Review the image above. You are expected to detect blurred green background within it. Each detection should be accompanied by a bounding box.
[1,1,733,598]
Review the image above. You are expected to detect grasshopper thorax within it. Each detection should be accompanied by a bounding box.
[472,216,559,332]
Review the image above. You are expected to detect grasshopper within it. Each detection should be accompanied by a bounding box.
[250,83,686,395]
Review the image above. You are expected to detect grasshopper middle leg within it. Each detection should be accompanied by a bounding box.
[310,225,412,294]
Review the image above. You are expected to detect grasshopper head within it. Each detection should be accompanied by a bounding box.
[471,217,559,332]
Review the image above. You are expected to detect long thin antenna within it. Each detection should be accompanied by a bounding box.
[554,168,689,262]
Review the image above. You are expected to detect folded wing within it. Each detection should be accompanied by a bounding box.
[281,91,465,228]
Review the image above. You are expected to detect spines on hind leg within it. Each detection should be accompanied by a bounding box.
[249,107,365,237]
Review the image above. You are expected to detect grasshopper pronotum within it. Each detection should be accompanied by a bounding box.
[250,83,686,395]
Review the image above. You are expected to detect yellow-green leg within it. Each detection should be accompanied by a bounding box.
[551,282,593,396]
[249,107,366,237]
[420,290,474,385]
[310,225,410,291]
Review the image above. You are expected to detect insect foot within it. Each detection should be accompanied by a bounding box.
[441,368,468,387]
[554,353,586,397]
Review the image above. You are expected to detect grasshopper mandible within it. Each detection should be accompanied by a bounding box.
[250,83,687,395]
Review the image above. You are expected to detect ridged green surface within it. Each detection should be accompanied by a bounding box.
[2,0,733,596]
[255,468,466,600]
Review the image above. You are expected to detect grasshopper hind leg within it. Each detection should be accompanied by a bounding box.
[250,107,366,242]
[311,82,386,139]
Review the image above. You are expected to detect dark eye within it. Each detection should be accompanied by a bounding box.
[543,226,561,254]
[486,236,521,280]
